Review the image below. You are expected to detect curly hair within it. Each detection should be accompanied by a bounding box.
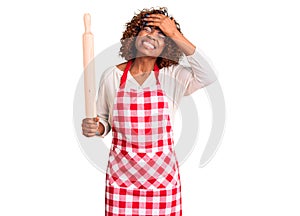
[119,7,184,68]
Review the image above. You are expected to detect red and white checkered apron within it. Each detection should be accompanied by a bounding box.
[105,61,182,216]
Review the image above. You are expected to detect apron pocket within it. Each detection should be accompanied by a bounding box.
[108,146,179,190]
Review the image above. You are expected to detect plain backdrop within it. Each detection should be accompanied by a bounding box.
[1,0,300,215]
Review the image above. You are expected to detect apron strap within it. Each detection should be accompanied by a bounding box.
[119,60,160,88]
[153,63,160,85]
[119,60,132,88]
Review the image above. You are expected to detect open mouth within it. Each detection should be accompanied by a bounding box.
[142,40,156,50]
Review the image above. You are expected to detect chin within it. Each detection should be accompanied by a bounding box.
[136,51,159,58]
[136,47,162,58]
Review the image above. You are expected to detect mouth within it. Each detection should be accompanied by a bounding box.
[141,40,156,50]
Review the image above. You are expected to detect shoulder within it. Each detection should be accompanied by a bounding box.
[100,63,126,82]
[101,62,127,80]
[116,62,127,72]
[98,62,128,91]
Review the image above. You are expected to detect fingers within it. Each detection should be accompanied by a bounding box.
[143,19,163,29]
[82,118,98,137]
[145,14,173,21]
[82,131,97,137]
[146,14,165,19]
[143,14,174,29]
[83,118,98,124]
[144,14,165,23]
[144,21,159,28]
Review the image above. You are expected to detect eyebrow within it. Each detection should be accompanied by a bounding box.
[153,27,165,35]
[142,26,166,36]
[156,29,166,36]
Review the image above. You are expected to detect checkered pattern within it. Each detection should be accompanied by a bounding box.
[106,180,182,216]
[106,61,182,215]
[112,86,174,152]
[108,145,179,190]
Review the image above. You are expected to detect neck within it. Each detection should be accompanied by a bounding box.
[130,57,157,74]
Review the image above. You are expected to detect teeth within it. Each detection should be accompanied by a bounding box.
[143,41,155,49]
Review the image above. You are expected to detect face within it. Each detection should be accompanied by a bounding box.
[134,26,166,58]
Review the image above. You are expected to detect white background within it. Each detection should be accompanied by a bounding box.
[1,0,300,215]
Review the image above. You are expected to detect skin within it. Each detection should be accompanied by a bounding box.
[144,14,196,56]
[82,14,196,137]
[82,117,103,137]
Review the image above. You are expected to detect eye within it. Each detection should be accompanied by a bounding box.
[158,32,166,40]
[143,26,152,32]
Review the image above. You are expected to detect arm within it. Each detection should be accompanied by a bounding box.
[82,67,113,138]
[82,72,110,138]
[145,14,217,95]
[82,117,105,137]
[95,69,112,137]
[183,49,217,95]
[143,14,196,55]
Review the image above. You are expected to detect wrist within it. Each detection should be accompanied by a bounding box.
[96,121,104,136]
[168,30,182,40]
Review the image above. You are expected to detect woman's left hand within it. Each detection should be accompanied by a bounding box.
[143,14,179,37]
[144,13,196,56]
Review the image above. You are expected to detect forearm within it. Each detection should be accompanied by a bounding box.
[170,31,196,56]
[182,46,217,95]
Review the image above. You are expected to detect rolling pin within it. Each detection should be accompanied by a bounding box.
[82,13,97,120]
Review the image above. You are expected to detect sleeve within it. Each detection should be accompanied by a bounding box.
[183,47,218,96]
[96,69,112,138]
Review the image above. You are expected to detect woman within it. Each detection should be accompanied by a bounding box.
[82,7,216,216]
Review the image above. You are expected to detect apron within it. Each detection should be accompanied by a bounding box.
[105,60,182,216]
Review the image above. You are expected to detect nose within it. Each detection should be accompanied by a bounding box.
[146,34,156,41]
[146,29,162,41]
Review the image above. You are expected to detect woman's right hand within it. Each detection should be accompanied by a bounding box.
[82,118,99,137]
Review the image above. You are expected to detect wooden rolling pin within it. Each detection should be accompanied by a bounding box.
[82,13,97,119]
